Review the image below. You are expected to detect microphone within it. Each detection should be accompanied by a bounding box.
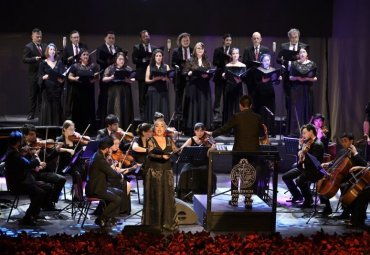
[62,36,66,48]
[167,39,172,52]
[272,42,276,53]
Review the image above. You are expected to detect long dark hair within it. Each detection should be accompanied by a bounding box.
[149,48,164,67]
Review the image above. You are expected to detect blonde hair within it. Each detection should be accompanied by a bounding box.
[62,120,75,134]
[153,119,167,135]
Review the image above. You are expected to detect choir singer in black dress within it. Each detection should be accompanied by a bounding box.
[182,42,213,133]
[38,43,65,125]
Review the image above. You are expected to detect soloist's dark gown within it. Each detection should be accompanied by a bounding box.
[145,64,170,123]
[182,58,213,131]
[289,60,317,135]
[104,64,134,128]
[69,63,99,132]
[143,136,177,231]
[38,60,65,125]
[223,66,246,124]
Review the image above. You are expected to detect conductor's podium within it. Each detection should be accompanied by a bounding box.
[194,150,280,233]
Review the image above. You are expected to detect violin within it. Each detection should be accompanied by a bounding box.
[298,138,314,164]
[199,134,216,147]
[111,149,135,166]
[29,139,63,149]
[114,129,134,142]
[68,132,92,145]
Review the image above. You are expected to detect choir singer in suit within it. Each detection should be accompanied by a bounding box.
[277,28,307,135]
[132,30,158,119]
[242,32,270,98]
[22,28,47,120]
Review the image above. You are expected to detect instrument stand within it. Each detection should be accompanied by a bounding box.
[306,183,319,224]
[123,209,143,222]
[174,146,209,199]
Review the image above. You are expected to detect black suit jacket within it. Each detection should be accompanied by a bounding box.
[97,44,125,71]
[242,45,270,64]
[132,43,158,80]
[276,42,308,66]
[171,46,193,70]
[85,151,122,196]
[96,128,109,140]
[22,42,47,76]
[212,46,231,81]
[300,138,324,180]
[4,147,40,192]
[62,43,88,66]
[213,109,263,152]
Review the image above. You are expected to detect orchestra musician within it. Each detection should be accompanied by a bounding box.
[222,47,246,126]
[171,32,192,116]
[144,49,170,122]
[21,124,66,210]
[68,49,99,133]
[5,131,51,226]
[56,120,89,201]
[85,137,128,227]
[132,30,158,119]
[212,34,232,122]
[282,124,324,208]
[143,119,178,231]
[311,113,329,152]
[22,28,47,120]
[132,122,153,167]
[177,122,217,202]
[96,31,125,122]
[102,52,134,128]
[182,42,213,133]
[320,132,368,217]
[37,43,65,126]
[289,48,317,136]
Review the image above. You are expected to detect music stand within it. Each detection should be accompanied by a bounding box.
[175,146,209,199]
[81,141,99,159]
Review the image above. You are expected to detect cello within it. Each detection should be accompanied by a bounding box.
[317,149,353,198]
[340,166,370,206]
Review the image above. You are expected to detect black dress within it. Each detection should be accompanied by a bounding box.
[38,60,65,125]
[69,63,99,132]
[223,66,246,124]
[143,136,177,231]
[182,58,213,131]
[254,67,277,135]
[145,64,170,123]
[289,61,317,136]
[104,64,134,128]
[177,137,217,201]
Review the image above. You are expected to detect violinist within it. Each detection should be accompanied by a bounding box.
[312,113,329,152]
[320,132,367,218]
[282,124,324,208]
[132,123,153,166]
[56,120,87,200]
[4,131,51,226]
[177,122,217,202]
[21,124,66,210]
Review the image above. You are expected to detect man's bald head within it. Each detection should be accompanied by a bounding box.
[251,32,262,47]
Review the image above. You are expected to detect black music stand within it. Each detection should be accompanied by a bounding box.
[175,146,209,199]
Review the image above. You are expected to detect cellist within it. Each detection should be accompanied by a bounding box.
[320,132,367,218]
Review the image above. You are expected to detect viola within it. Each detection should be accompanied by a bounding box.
[68,132,92,145]
[199,134,216,147]
[111,149,135,166]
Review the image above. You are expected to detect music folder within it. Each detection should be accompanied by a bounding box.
[151,69,176,79]
[48,69,66,82]
[257,67,281,83]
[246,61,262,69]
[279,49,299,61]
[225,67,247,79]
[192,68,216,78]
[113,69,136,82]
[290,67,317,78]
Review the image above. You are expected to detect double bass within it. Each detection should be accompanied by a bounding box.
[340,166,370,206]
[317,149,353,198]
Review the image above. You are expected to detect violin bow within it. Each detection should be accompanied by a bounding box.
[73,124,90,152]
[168,112,176,127]
[43,127,48,162]
[119,123,132,143]
[294,106,301,133]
